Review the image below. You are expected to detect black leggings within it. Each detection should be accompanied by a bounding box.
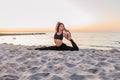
[35,39,79,51]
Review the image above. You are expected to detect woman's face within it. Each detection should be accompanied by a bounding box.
[59,24,65,31]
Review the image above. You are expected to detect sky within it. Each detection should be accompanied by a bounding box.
[0,0,120,32]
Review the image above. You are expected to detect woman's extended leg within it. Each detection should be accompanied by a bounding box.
[62,39,79,51]
[65,31,79,51]
[70,39,79,50]
[35,46,56,50]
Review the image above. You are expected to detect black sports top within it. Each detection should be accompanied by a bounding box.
[54,32,63,40]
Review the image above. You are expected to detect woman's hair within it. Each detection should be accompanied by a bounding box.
[56,22,65,32]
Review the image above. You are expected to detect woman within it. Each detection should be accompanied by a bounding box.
[34,22,79,51]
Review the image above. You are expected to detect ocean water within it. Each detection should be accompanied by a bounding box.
[0,32,120,50]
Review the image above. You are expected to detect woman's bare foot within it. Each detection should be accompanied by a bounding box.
[27,47,35,50]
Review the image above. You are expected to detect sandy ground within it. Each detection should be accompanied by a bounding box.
[0,43,120,80]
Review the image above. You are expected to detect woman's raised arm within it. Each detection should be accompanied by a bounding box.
[55,22,60,32]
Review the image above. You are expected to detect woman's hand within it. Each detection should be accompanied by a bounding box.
[64,28,69,32]
[67,31,72,41]
[57,21,61,24]
[63,30,72,41]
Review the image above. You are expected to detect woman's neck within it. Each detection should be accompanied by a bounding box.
[58,30,63,33]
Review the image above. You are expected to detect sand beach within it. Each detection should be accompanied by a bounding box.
[0,43,120,80]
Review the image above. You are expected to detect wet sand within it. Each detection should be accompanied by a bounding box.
[0,43,120,80]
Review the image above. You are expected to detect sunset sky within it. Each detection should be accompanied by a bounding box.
[0,0,120,32]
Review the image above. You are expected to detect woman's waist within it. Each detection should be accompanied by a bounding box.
[54,39,63,46]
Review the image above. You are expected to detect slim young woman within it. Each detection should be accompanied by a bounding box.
[34,22,79,51]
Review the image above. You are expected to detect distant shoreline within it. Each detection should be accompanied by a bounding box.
[0,33,46,36]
